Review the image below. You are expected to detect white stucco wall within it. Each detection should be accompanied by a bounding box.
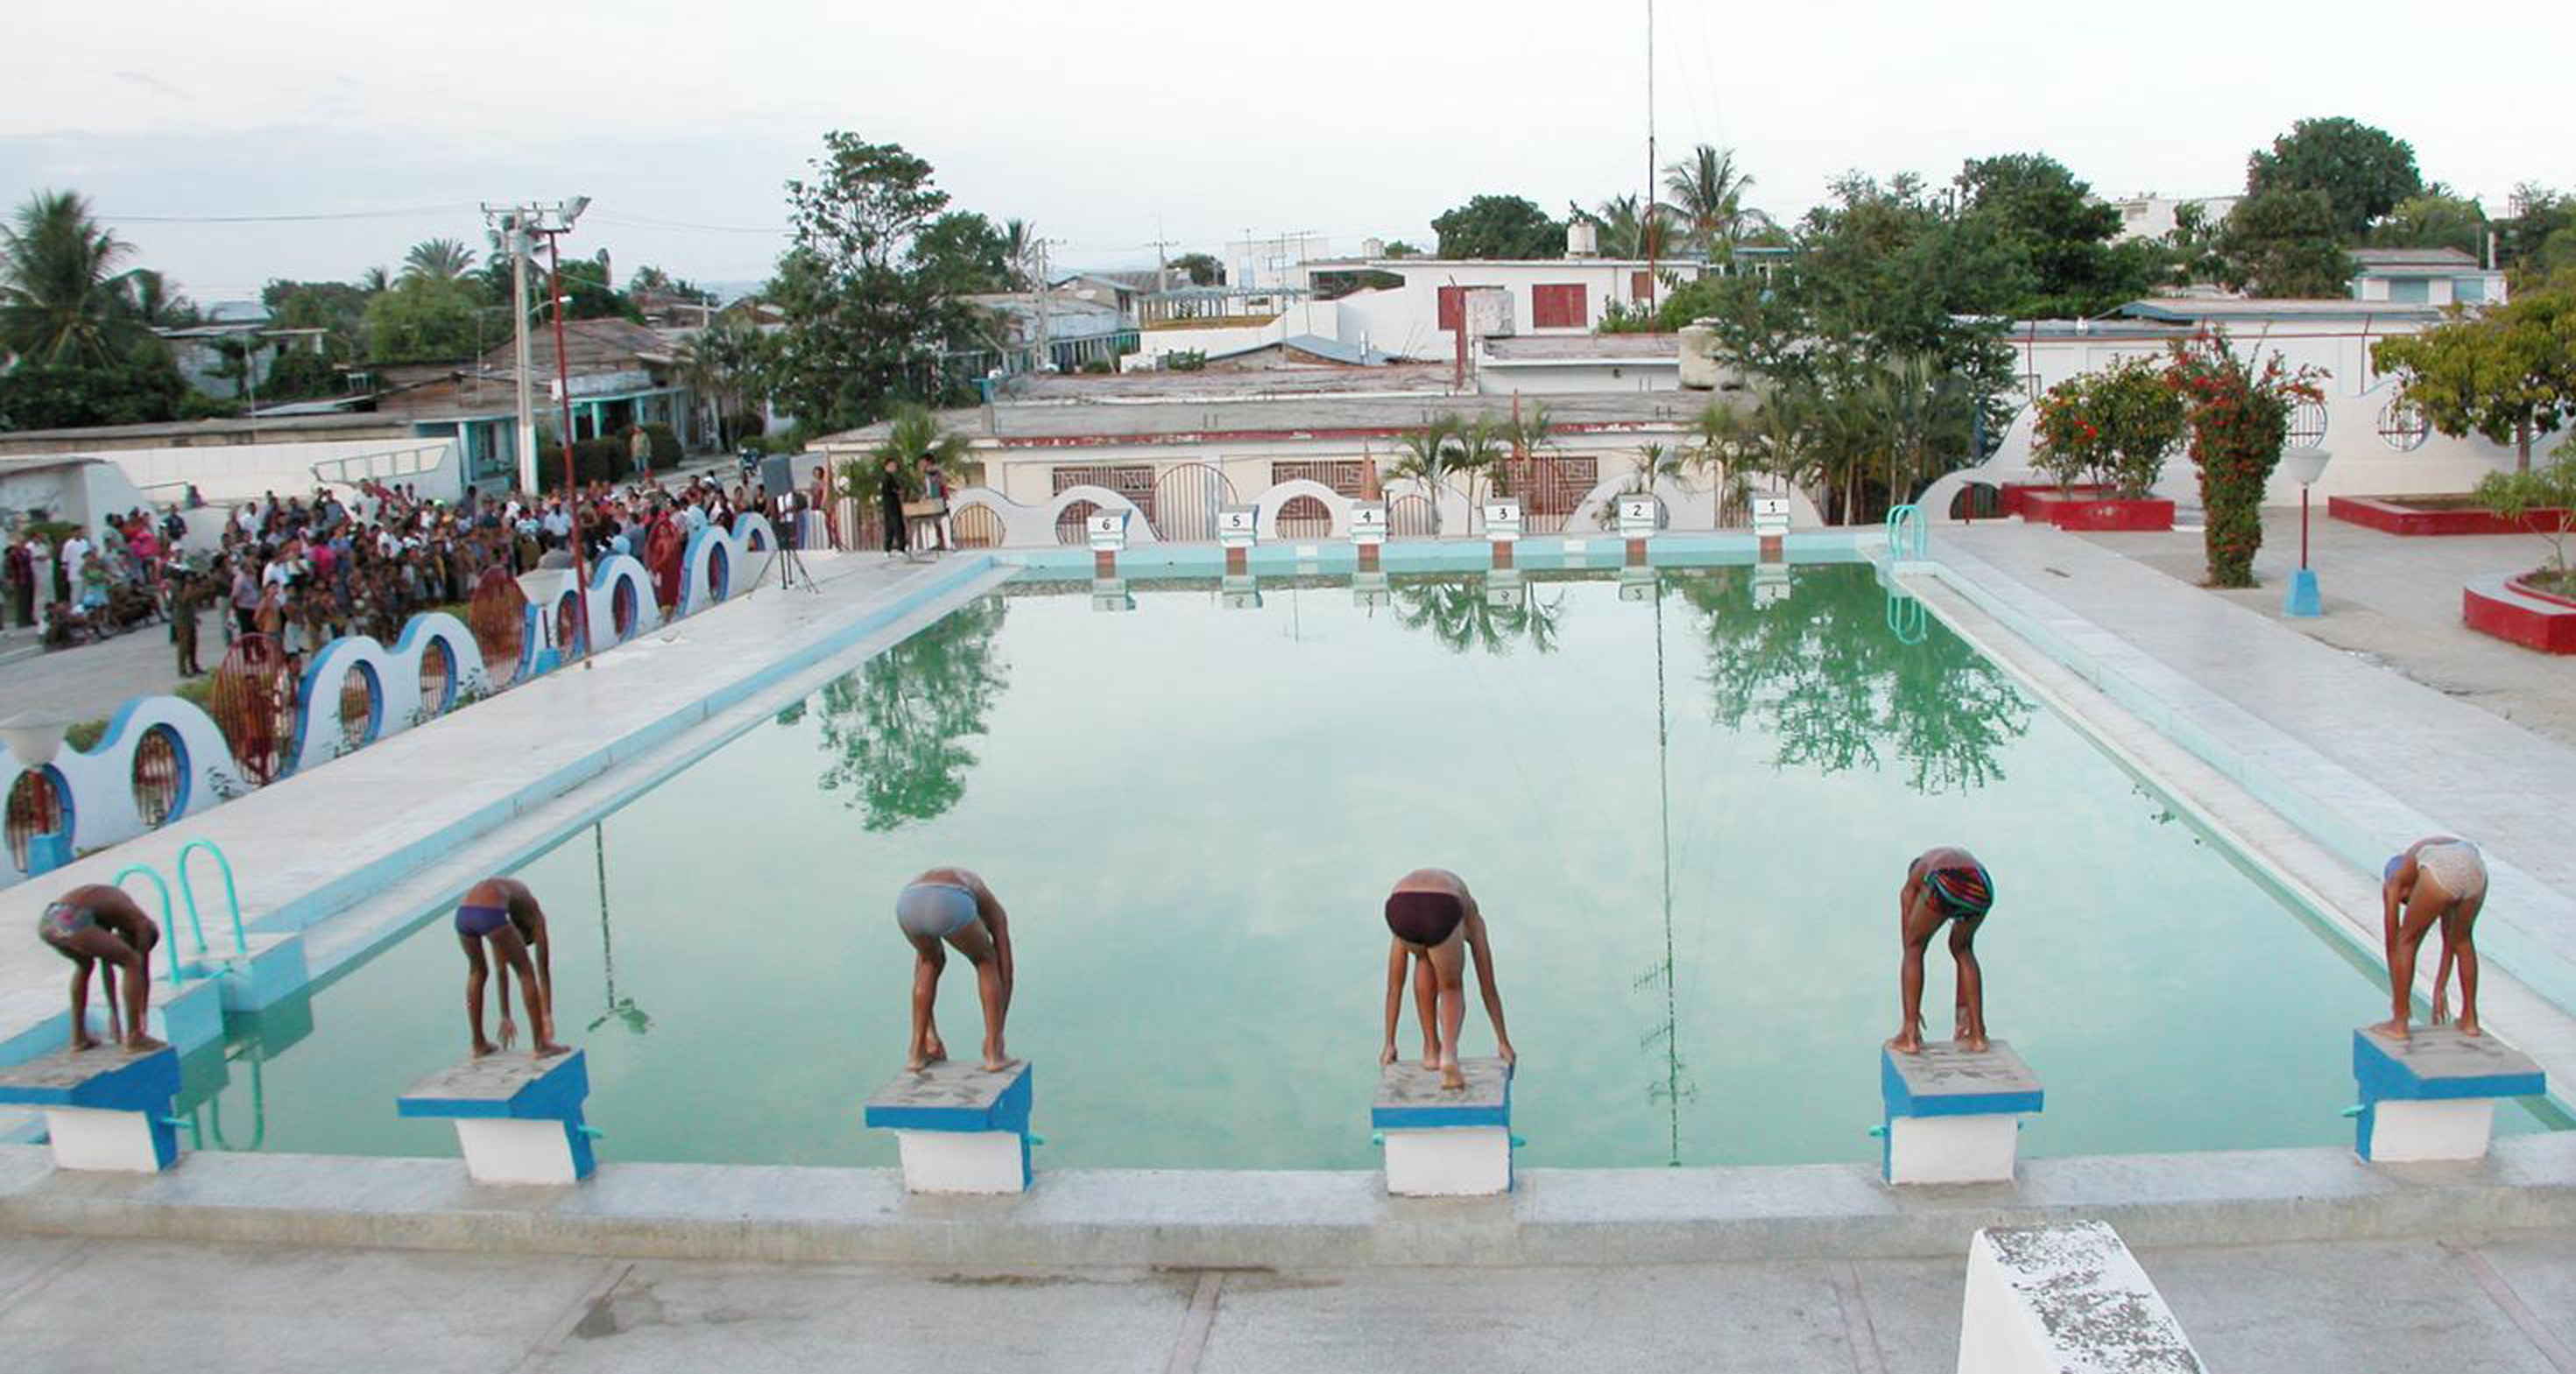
[92,438,465,508]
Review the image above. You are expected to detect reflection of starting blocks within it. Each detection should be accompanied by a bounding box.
[2352,1026,2544,1163]
[865,1061,1034,1194]
[1753,561,1791,609]
[1352,570,1393,609]
[399,1050,597,1185]
[1618,563,1656,602]
[1090,577,1134,613]
[1221,574,1262,610]
[1880,1040,2043,1184]
[0,1046,182,1173]
[1374,1058,1513,1195]
[1485,568,1527,609]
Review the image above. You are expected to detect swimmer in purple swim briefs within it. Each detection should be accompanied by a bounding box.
[455,877,565,1059]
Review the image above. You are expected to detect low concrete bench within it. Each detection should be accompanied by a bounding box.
[0,1046,181,1173]
[2353,1026,2545,1163]
[1374,1058,1513,1196]
[864,1061,1034,1194]
[398,1050,596,1185]
[1959,1222,2203,1372]
[1881,1040,2043,1185]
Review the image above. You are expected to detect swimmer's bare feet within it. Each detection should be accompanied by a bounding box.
[1955,1032,1989,1053]
[904,1047,931,1073]
[1887,1031,1924,1054]
[533,1039,570,1058]
[122,1032,167,1053]
[1439,1056,1465,1091]
[69,1028,100,1053]
[2456,1014,2481,1037]
[1421,1044,1439,1071]
[2430,992,2451,1025]
[981,1053,1021,1074]
[2366,1017,2411,1042]
[923,1031,949,1065]
[471,1037,498,1059]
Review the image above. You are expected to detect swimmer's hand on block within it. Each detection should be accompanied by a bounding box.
[864,1060,1034,1136]
[1374,1058,1512,1130]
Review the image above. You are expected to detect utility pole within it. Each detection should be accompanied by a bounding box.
[1644,0,1658,315]
[1030,237,1062,371]
[482,202,551,493]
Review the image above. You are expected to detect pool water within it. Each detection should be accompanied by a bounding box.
[180,562,2555,1169]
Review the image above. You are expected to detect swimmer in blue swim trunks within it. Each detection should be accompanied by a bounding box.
[454,877,566,1059]
[895,868,1015,1073]
[1888,847,1996,1055]
[2373,837,2489,1041]
[37,884,164,1053]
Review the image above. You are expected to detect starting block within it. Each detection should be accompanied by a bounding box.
[1881,1040,2043,1185]
[865,1060,1034,1194]
[398,1050,596,1184]
[2353,1026,2544,1163]
[0,1045,181,1172]
[1374,1058,1514,1196]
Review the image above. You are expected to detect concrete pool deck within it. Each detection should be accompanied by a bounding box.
[5,1228,2574,1372]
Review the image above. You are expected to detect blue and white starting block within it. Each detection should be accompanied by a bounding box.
[398,1050,596,1184]
[2353,1026,2544,1163]
[0,1045,181,1172]
[865,1060,1034,1194]
[1373,1058,1514,1196]
[1880,1040,2043,1184]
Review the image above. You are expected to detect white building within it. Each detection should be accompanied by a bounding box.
[2348,247,2508,308]
[2105,194,2241,243]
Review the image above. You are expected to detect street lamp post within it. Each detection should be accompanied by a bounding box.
[1,710,74,876]
[2282,447,2331,618]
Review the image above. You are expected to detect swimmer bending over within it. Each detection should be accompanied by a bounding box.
[455,877,566,1058]
[1889,847,1994,1055]
[1380,868,1515,1090]
[2373,837,2488,1041]
[39,884,166,1053]
[895,868,1015,1073]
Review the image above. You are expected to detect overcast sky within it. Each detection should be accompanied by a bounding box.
[5,0,2569,303]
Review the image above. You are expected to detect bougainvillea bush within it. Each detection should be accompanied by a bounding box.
[2030,356,2187,497]
[2164,329,2325,588]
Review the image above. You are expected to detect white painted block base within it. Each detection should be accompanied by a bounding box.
[453,1117,581,1185]
[2368,1098,2497,1163]
[45,1107,166,1173]
[1382,1127,1510,1197]
[1888,1114,2019,1185]
[1958,1223,2202,1373]
[893,1130,1027,1194]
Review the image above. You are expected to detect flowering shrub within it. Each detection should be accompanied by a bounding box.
[2030,357,2185,498]
[2165,329,2325,588]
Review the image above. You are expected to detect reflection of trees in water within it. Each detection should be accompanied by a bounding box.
[1675,568,2032,793]
[1389,577,1567,656]
[812,597,1011,829]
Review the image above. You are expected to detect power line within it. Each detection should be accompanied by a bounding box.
[102,203,480,224]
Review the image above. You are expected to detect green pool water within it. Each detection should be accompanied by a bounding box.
[178,562,2556,1169]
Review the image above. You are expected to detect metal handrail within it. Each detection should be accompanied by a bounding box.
[177,838,250,960]
[1883,503,1928,560]
[112,863,187,983]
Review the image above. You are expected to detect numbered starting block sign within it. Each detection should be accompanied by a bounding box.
[1348,501,1389,547]
[1217,504,1259,549]
[1615,495,1662,539]
[1482,498,1524,544]
[1753,560,1791,609]
[1752,496,1792,540]
[1485,568,1528,610]
[1086,509,1130,553]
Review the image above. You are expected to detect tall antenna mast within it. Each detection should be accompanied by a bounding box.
[1644,0,1657,315]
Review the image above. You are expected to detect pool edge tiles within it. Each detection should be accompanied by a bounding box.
[3,1132,2572,1266]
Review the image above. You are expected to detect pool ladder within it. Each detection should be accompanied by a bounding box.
[1883,503,1928,562]
[109,837,251,983]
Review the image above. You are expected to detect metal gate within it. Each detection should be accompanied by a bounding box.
[131,725,183,828]
[208,633,294,786]
[1387,494,1438,538]
[1055,499,1101,546]
[4,767,67,871]
[1500,454,1597,534]
[952,504,1005,548]
[1275,495,1333,539]
[1149,462,1235,542]
[467,567,527,687]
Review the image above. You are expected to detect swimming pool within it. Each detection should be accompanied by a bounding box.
[173,561,2555,1169]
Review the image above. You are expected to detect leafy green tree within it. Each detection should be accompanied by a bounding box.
[910,211,1013,296]
[261,345,340,399]
[2246,116,2423,240]
[2499,185,2576,279]
[263,279,371,361]
[2372,266,2576,469]
[2372,191,2489,257]
[1571,195,1672,260]
[767,130,980,432]
[1380,241,1422,258]
[675,317,772,450]
[118,269,197,328]
[1662,144,1768,255]
[363,275,484,363]
[1390,575,1565,657]
[1,189,142,366]
[1429,194,1563,259]
[1001,218,1037,290]
[810,596,1010,828]
[2213,189,2353,297]
[2474,447,2576,580]
[1952,152,2156,317]
[841,402,975,499]
[0,352,187,429]
[401,237,477,284]
[553,251,636,321]
[1168,251,1224,285]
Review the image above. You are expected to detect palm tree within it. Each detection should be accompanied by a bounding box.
[1494,399,1558,502]
[1387,415,1464,533]
[1449,415,1508,501]
[676,317,769,449]
[401,237,477,285]
[1662,144,1771,258]
[848,403,976,501]
[1002,219,1038,292]
[0,189,138,366]
[118,268,197,328]
[1581,195,1676,261]
[1851,354,1962,520]
[359,265,392,294]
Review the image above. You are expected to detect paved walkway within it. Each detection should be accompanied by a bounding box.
[2,1230,2570,1372]
[2081,511,2576,749]
[0,609,203,722]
